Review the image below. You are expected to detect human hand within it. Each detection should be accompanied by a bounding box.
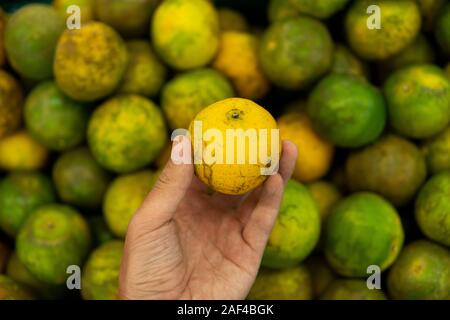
[118,136,297,300]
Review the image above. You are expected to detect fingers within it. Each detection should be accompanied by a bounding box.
[237,140,297,223]
[278,140,297,186]
[241,173,284,253]
[135,135,193,227]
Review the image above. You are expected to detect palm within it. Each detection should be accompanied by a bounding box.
[119,139,297,300]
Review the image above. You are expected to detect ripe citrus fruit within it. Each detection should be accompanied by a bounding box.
[189,98,279,195]
[324,192,404,277]
[53,0,95,23]
[262,180,320,268]
[422,126,450,174]
[0,70,23,139]
[321,279,387,300]
[54,22,128,102]
[218,8,248,32]
[88,94,167,173]
[290,0,351,19]
[308,74,386,148]
[278,112,334,182]
[0,275,34,300]
[151,0,219,70]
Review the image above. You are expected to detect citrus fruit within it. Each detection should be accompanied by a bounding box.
[346,134,427,206]
[88,94,167,173]
[387,240,450,300]
[435,2,450,56]
[308,73,386,148]
[305,256,336,298]
[16,204,91,285]
[0,275,34,300]
[95,0,158,38]
[290,0,351,19]
[278,112,334,183]
[218,8,248,32]
[5,4,65,80]
[267,0,299,22]
[384,64,450,139]
[53,0,95,22]
[189,98,279,195]
[415,172,450,246]
[54,22,128,102]
[0,131,48,171]
[81,240,124,300]
[0,172,55,238]
[346,0,421,60]
[306,181,342,222]
[331,44,367,79]
[151,0,219,70]
[213,31,269,100]
[24,81,89,151]
[259,16,333,90]
[321,279,387,300]
[247,265,312,300]
[118,40,167,98]
[0,70,23,139]
[6,252,65,299]
[262,179,320,268]
[53,147,111,208]
[103,170,158,238]
[422,126,450,174]
[162,68,234,130]
[324,192,404,277]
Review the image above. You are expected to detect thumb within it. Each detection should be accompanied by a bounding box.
[136,135,193,227]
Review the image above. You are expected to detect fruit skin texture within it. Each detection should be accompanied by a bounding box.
[24,81,89,151]
[415,172,450,247]
[5,4,65,80]
[422,126,450,174]
[162,68,234,130]
[0,172,55,238]
[16,204,91,285]
[213,31,269,100]
[152,0,219,70]
[118,41,167,98]
[346,134,427,207]
[346,0,421,60]
[387,240,450,300]
[278,112,334,183]
[104,170,158,238]
[435,3,450,56]
[306,181,342,222]
[268,0,299,22]
[95,0,158,38]
[247,265,312,300]
[81,240,124,300]
[290,0,351,19]
[260,16,333,90]
[384,64,450,139]
[218,8,248,32]
[262,180,320,268]
[325,192,404,277]
[190,98,279,195]
[331,44,367,79]
[0,275,34,300]
[0,131,48,171]
[54,22,128,102]
[6,253,65,300]
[0,70,23,139]
[88,94,167,173]
[53,147,111,208]
[320,279,387,300]
[308,74,386,148]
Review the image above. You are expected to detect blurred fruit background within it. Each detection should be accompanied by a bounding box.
[0,0,449,300]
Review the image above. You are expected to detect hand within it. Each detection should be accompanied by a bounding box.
[118,136,297,300]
